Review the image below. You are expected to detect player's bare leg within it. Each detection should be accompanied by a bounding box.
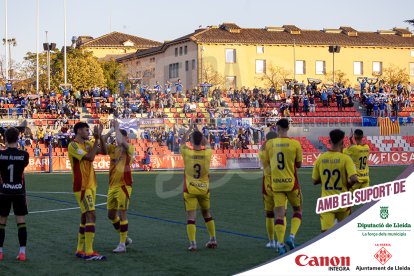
[186,210,197,251]
[201,209,217,249]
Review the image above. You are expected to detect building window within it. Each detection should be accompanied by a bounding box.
[179,47,183,56]
[225,76,236,88]
[295,60,305,75]
[192,59,196,70]
[175,48,178,57]
[257,46,264,54]
[150,57,155,63]
[185,61,189,71]
[372,61,382,75]
[255,60,266,74]
[411,50,414,57]
[136,61,141,65]
[410,63,414,76]
[226,49,236,63]
[184,46,188,55]
[315,61,325,75]
[169,63,179,79]
[353,61,363,75]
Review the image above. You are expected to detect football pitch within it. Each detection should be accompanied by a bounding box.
[0,166,407,275]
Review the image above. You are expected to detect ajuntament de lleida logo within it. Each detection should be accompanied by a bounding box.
[380,206,389,219]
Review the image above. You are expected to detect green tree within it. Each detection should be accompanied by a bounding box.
[100,59,127,92]
[23,48,106,91]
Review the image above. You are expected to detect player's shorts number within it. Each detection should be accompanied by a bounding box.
[358,156,367,170]
[193,164,201,179]
[323,169,342,190]
[276,152,285,170]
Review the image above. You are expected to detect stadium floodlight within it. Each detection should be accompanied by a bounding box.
[328,46,341,85]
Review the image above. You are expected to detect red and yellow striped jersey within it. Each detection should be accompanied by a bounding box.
[108,144,134,188]
[68,140,97,192]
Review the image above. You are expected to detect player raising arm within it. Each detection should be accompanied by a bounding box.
[100,120,134,253]
[0,127,30,261]
[343,129,370,193]
[312,129,358,232]
[68,122,106,260]
[262,118,303,255]
[181,122,216,251]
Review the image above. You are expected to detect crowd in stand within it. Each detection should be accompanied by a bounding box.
[358,78,413,117]
[0,76,412,155]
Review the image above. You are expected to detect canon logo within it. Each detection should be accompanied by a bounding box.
[295,254,350,267]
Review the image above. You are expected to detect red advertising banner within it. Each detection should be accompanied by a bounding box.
[302,151,414,167]
[25,154,227,172]
[24,152,411,172]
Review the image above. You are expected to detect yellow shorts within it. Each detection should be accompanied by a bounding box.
[74,188,96,214]
[273,188,302,209]
[349,180,369,194]
[184,192,210,211]
[107,186,132,211]
[320,208,351,231]
[262,176,274,212]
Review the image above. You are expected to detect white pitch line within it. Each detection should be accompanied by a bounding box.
[29,202,107,214]
[20,191,108,215]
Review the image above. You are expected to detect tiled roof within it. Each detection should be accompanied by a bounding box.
[117,24,414,62]
[194,24,414,47]
[79,31,161,48]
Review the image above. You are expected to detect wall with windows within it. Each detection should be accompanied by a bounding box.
[199,43,414,89]
[120,41,198,89]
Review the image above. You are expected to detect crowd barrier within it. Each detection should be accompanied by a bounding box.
[26,151,412,173]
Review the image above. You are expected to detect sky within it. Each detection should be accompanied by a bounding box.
[1,0,414,63]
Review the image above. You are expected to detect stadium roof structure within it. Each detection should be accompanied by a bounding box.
[117,23,414,62]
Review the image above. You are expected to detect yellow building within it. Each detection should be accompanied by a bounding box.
[76,31,161,60]
[117,23,414,89]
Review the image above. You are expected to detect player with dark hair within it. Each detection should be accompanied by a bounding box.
[312,129,358,232]
[258,131,280,249]
[68,122,105,260]
[0,127,29,261]
[100,120,134,253]
[180,122,216,251]
[344,129,370,193]
[262,118,303,255]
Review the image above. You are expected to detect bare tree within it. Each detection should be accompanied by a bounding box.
[325,70,349,86]
[202,63,225,87]
[382,65,409,86]
[258,64,291,91]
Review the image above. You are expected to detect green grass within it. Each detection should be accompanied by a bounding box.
[0,166,407,275]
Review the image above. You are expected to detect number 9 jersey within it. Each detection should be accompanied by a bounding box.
[180,144,212,195]
[263,138,303,192]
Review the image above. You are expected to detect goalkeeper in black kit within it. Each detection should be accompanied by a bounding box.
[0,127,30,261]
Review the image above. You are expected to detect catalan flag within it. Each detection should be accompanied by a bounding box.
[379,117,400,136]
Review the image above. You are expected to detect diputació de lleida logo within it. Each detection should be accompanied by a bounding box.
[380,206,389,219]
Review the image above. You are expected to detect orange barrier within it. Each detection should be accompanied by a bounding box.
[26,154,227,172]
